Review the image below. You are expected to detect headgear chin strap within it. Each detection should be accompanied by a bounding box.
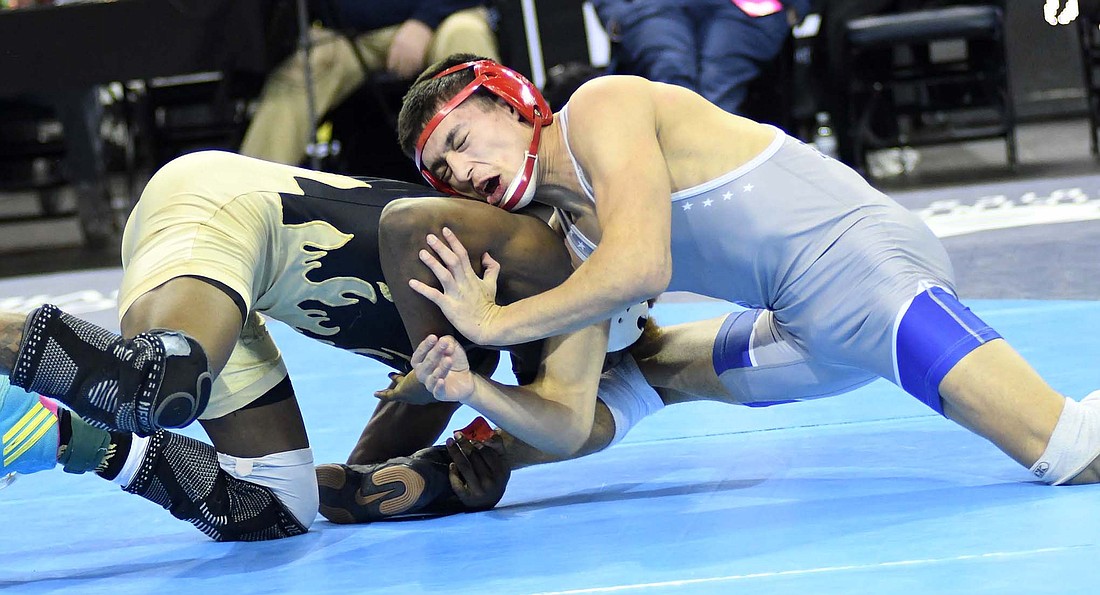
[414,60,553,212]
[498,151,539,211]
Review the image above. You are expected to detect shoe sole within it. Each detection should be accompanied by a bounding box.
[316,463,427,524]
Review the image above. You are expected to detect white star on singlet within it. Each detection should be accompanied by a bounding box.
[703,198,713,207]
[723,191,733,201]
[682,202,694,211]
[743,183,754,192]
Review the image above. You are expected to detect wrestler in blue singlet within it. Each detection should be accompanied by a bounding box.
[556,106,1000,413]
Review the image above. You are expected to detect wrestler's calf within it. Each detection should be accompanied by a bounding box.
[123,431,312,541]
[11,304,211,436]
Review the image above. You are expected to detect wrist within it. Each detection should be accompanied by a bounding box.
[481,304,512,347]
[458,376,486,407]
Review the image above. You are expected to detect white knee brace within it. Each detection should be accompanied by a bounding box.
[598,353,664,447]
[218,448,318,528]
[1030,392,1100,485]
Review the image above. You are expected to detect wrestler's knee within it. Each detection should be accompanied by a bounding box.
[218,448,319,533]
[432,8,498,59]
[379,197,455,250]
[11,304,212,436]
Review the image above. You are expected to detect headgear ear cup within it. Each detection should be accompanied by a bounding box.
[415,61,553,211]
[607,301,651,352]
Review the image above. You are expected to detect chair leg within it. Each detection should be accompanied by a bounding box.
[1078,17,1100,157]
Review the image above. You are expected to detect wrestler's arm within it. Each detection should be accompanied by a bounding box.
[393,197,610,455]
[349,196,580,460]
[438,77,673,346]
[414,322,607,456]
[379,196,573,344]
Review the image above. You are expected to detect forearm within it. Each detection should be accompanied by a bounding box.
[501,396,616,469]
[346,400,461,464]
[463,376,594,457]
[493,248,664,346]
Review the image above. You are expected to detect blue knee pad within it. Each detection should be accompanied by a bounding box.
[894,287,1001,414]
[1,376,58,474]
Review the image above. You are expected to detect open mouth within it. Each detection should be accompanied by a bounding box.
[481,176,501,202]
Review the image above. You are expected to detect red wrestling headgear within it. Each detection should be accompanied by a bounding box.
[414,60,554,212]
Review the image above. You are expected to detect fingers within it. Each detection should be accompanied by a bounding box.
[411,334,439,367]
[419,242,456,280]
[408,278,444,304]
[422,357,455,396]
[448,436,497,495]
[412,335,453,392]
[481,252,500,288]
[410,229,475,300]
[447,437,478,497]
[440,227,472,268]
[466,443,496,485]
[422,228,478,281]
[426,232,467,278]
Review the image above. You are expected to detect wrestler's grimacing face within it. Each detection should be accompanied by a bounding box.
[421,100,529,204]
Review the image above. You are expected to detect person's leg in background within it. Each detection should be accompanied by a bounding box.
[239,28,387,165]
[239,7,499,167]
[697,2,792,114]
[47,86,114,247]
[609,2,698,92]
[425,7,501,63]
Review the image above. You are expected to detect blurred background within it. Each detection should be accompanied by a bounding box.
[0,0,1096,278]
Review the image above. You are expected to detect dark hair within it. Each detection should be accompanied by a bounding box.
[397,53,498,159]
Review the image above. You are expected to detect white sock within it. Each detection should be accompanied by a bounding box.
[113,434,151,488]
[1029,392,1100,485]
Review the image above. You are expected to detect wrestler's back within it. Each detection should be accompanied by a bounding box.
[569,76,779,193]
[260,174,442,370]
[122,151,446,373]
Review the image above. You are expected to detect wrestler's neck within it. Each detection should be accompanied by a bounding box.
[532,117,589,214]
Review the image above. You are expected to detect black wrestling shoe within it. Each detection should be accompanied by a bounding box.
[316,447,456,524]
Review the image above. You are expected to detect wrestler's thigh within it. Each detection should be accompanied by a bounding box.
[630,314,729,399]
[120,276,242,376]
[200,393,309,458]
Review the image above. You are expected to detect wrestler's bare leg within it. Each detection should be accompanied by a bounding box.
[121,276,308,457]
[628,315,736,402]
[939,340,1100,484]
[619,309,1100,485]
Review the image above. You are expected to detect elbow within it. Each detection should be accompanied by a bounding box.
[540,402,594,458]
[631,256,671,302]
[378,198,428,256]
[557,415,594,458]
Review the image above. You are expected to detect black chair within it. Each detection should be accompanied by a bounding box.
[319,73,425,183]
[0,94,122,249]
[843,5,1016,174]
[132,72,266,169]
[0,99,67,211]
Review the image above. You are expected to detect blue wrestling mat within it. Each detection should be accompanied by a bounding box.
[0,296,1097,595]
[1,172,1100,594]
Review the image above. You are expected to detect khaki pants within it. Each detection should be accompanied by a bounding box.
[240,8,499,165]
